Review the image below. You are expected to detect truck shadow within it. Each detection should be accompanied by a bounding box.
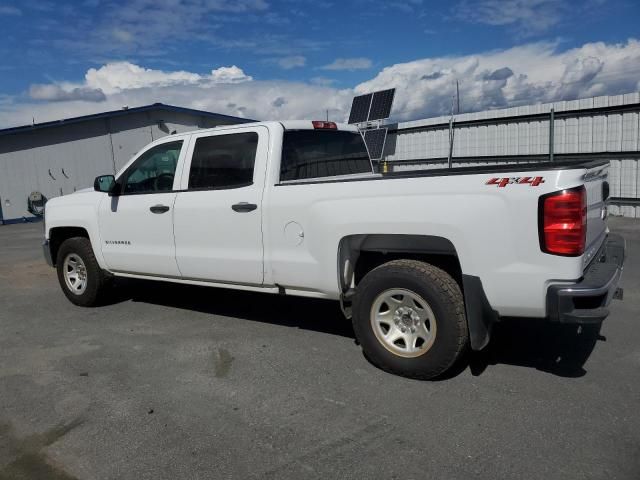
[463,318,605,379]
[107,280,604,379]
[107,279,355,339]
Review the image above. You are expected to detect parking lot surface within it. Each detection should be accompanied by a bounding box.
[0,218,639,480]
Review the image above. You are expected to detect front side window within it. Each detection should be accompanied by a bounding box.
[188,132,258,190]
[280,130,372,182]
[123,141,183,194]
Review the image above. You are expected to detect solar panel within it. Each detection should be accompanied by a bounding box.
[368,89,395,121]
[363,128,388,160]
[348,93,372,124]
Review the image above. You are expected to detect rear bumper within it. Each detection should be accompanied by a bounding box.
[43,240,54,267]
[547,233,625,324]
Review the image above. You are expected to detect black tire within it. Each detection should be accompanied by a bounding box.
[352,259,468,379]
[56,237,112,307]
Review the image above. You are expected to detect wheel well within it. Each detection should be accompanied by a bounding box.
[339,235,495,352]
[338,234,462,292]
[49,227,89,265]
[354,251,462,285]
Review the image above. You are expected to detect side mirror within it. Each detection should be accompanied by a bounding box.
[94,175,118,195]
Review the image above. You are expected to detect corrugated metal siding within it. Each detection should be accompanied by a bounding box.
[109,113,155,171]
[386,92,640,218]
[0,119,114,221]
[0,110,236,222]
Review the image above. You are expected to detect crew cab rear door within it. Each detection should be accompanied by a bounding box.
[172,126,268,285]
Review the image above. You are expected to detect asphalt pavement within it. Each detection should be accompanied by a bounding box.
[0,217,638,480]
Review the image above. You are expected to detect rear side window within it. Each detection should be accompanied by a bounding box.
[188,132,258,190]
[280,130,372,182]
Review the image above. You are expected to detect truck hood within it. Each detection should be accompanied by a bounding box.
[45,188,102,210]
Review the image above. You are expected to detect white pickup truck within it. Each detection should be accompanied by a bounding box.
[43,120,625,379]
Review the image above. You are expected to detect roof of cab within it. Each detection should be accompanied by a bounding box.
[158,120,357,142]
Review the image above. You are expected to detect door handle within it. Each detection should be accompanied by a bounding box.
[232,202,258,212]
[150,204,170,214]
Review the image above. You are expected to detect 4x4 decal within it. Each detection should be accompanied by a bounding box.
[486,176,545,188]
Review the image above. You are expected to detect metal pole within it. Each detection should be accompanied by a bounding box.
[549,108,555,162]
[447,118,454,169]
[447,85,457,169]
[106,118,117,174]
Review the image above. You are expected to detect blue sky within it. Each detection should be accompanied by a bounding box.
[1,0,639,127]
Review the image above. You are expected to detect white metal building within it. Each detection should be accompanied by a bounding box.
[0,103,252,224]
[384,92,640,217]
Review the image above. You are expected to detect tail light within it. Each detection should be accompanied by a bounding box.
[539,186,586,256]
[312,121,337,130]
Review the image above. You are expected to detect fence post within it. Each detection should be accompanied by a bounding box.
[549,108,555,162]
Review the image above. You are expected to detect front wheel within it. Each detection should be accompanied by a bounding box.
[56,237,112,307]
[352,259,468,379]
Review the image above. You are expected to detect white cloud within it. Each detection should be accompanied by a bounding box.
[111,28,134,43]
[277,56,306,69]
[356,39,640,120]
[208,66,254,84]
[272,97,287,108]
[0,5,21,15]
[80,62,252,95]
[310,77,337,86]
[206,0,268,12]
[4,39,640,128]
[456,0,565,34]
[26,62,253,105]
[29,84,106,102]
[321,58,373,71]
[11,80,352,127]
[388,0,423,13]
[60,0,272,59]
[83,63,200,93]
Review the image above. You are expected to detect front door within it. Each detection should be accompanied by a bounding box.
[98,139,186,277]
[173,127,268,285]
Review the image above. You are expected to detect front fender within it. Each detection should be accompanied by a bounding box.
[44,192,107,270]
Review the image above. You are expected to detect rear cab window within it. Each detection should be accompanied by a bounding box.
[280,130,373,182]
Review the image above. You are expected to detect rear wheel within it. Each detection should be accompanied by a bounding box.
[352,259,468,379]
[56,237,112,307]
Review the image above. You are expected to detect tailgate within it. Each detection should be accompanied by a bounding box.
[583,162,609,267]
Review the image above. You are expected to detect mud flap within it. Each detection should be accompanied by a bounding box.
[462,275,499,351]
